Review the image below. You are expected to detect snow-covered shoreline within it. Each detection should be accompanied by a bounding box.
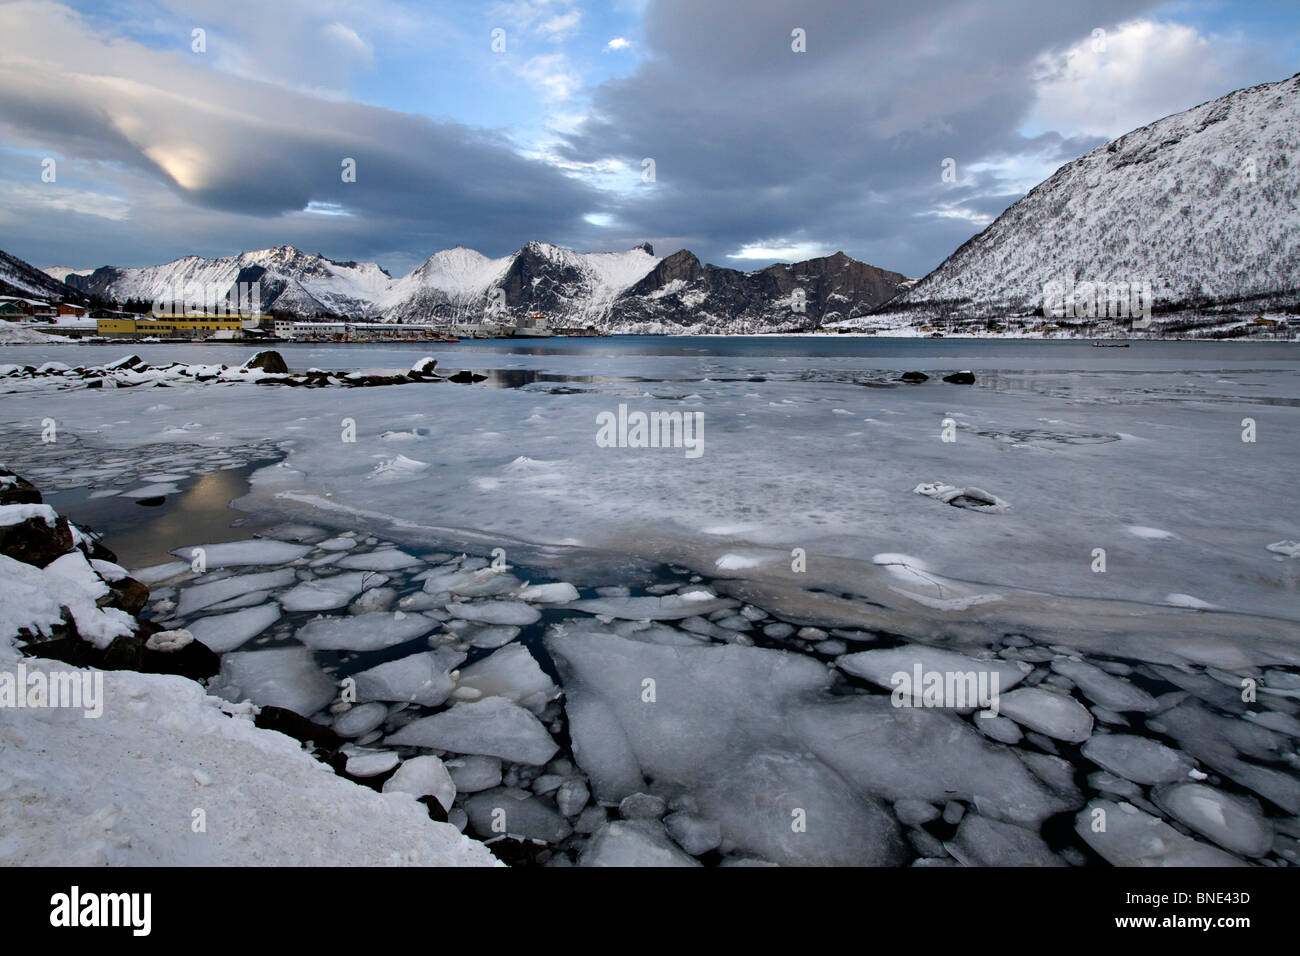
[2,340,1298,867]
[0,480,498,867]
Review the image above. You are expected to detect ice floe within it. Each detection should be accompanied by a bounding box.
[209,646,337,717]
[279,571,390,612]
[997,687,1094,743]
[186,602,281,653]
[385,696,560,765]
[296,610,433,651]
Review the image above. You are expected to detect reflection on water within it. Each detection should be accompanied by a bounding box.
[45,464,272,568]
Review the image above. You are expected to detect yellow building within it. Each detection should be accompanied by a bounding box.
[96,315,270,339]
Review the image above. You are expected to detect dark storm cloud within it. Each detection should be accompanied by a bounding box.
[0,1,599,269]
[561,0,1158,272]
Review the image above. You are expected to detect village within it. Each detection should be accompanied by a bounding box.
[0,292,605,343]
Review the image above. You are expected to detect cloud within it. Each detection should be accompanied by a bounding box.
[727,240,834,261]
[1024,19,1278,139]
[605,36,631,50]
[0,0,601,270]
[516,52,581,104]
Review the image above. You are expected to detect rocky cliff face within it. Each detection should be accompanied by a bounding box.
[872,72,1300,327]
[610,250,909,332]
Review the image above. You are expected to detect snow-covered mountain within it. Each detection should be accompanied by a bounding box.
[377,241,662,326]
[64,246,394,317]
[0,249,84,301]
[49,239,908,330]
[870,72,1300,327]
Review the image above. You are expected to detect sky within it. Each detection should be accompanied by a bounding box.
[0,0,1296,279]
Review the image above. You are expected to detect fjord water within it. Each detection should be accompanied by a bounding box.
[4,335,1299,866]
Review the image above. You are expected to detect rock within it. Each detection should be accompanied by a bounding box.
[942,370,976,384]
[913,482,1009,513]
[448,370,487,384]
[104,575,150,614]
[253,704,343,753]
[0,470,42,505]
[242,350,288,374]
[0,508,73,567]
[144,628,193,652]
[408,356,438,377]
[899,371,929,383]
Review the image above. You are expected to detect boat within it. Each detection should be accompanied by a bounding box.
[508,312,554,338]
[1091,341,1130,347]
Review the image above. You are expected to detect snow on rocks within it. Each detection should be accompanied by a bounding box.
[385,696,560,765]
[209,646,337,716]
[0,666,497,866]
[997,687,1094,743]
[1153,783,1274,858]
[185,602,281,653]
[296,610,433,651]
[0,553,136,650]
[1075,799,1245,866]
[913,482,1010,513]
